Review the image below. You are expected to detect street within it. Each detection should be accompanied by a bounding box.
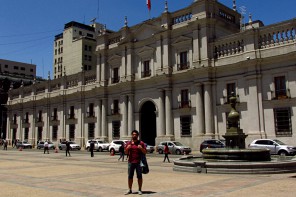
[0,148,296,197]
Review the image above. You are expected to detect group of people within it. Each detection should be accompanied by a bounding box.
[2,130,170,195]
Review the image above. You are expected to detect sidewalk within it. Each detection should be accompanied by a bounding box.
[0,149,296,196]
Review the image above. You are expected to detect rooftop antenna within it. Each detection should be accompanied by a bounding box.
[97,0,100,22]
[239,6,247,32]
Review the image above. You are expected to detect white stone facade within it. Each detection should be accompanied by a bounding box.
[6,0,296,150]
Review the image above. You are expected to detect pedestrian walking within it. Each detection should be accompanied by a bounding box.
[124,130,146,195]
[12,139,15,148]
[3,139,8,150]
[163,143,170,163]
[44,141,49,154]
[66,141,71,157]
[118,143,125,161]
[90,140,94,157]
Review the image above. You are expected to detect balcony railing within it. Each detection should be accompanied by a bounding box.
[272,89,290,100]
[86,112,95,117]
[112,77,120,84]
[178,100,191,108]
[141,70,151,78]
[177,62,190,71]
[68,114,75,119]
[111,109,120,115]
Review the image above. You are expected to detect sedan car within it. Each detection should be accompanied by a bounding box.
[145,144,155,153]
[157,141,191,155]
[248,139,296,156]
[16,141,32,149]
[58,141,81,150]
[37,141,56,150]
[200,139,225,152]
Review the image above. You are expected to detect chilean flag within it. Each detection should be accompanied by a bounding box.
[146,0,151,11]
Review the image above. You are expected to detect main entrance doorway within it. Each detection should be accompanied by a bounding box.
[140,101,156,146]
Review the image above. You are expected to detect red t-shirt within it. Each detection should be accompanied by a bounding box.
[126,141,146,163]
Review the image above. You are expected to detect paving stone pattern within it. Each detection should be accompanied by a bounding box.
[0,149,296,197]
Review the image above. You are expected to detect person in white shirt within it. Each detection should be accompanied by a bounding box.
[44,141,49,154]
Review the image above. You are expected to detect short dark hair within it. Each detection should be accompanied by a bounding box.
[131,130,139,135]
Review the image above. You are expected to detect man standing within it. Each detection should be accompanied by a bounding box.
[124,130,146,195]
[90,140,95,157]
[44,141,49,154]
[66,141,71,157]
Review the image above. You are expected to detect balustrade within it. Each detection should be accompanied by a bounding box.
[259,21,295,48]
[214,39,244,59]
[172,12,192,25]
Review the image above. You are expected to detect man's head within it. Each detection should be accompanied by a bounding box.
[131,130,139,141]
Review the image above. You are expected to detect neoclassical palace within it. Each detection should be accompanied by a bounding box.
[6,0,296,150]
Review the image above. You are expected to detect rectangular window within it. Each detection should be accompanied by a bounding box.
[112,121,120,139]
[180,89,190,108]
[14,66,19,70]
[21,67,25,71]
[52,126,58,141]
[84,45,88,51]
[178,51,189,70]
[180,116,192,136]
[88,123,95,139]
[88,103,95,117]
[274,76,287,99]
[38,111,42,122]
[112,68,119,83]
[24,128,29,140]
[13,114,17,124]
[24,112,29,123]
[69,106,75,119]
[69,124,75,140]
[52,108,58,120]
[142,60,151,77]
[5,64,8,68]
[37,127,42,140]
[274,108,292,136]
[112,100,120,115]
[226,83,236,103]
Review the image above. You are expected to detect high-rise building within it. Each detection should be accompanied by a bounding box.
[53,21,104,79]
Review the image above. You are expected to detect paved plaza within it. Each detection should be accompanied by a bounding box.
[1,148,296,197]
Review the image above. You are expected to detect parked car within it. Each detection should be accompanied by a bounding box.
[157,141,191,155]
[108,140,129,153]
[37,141,56,150]
[16,141,32,149]
[248,139,296,156]
[145,143,155,153]
[86,140,110,152]
[200,139,226,152]
[58,141,81,150]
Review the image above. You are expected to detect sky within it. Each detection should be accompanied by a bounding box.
[0,0,295,78]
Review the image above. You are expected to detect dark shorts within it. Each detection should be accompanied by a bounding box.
[128,163,142,179]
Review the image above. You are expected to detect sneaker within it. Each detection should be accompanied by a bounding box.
[125,190,132,195]
[138,191,142,195]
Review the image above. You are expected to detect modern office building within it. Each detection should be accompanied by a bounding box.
[53,21,104,79]
[0,59,38,139]
[6,0,296,150]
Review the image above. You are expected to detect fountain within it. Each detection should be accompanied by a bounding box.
[173,93,296,174]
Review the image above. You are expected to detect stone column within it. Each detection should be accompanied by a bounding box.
[246,75,262,134]
[121,95,128,137]
[195,83,204,135]
[158,90,165,136]
[192,29,200,65]
[101,98,107,139]
[204,82,214,135]
[165,89,173,136]
[128,94,134,135]
[96,99,102,138]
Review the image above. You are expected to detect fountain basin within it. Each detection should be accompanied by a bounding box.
[173,155,296,174]
[202,148,270,161]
